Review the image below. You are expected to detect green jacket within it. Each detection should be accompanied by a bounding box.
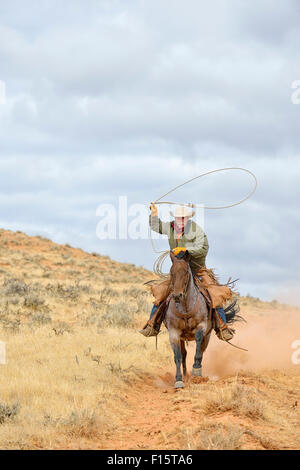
[149,215,209,273]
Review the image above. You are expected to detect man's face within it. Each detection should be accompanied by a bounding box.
[175,216,190,230]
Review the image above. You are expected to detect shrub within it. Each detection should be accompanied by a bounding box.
[52,321,73,335]
[28,312,52,327]
[3,278,29,296]
[24,294,47,311]
[204,384,267,420]
[98,303,134,328]
[122,287,148,299]
[0,402,20,424]
[46,283,91,301]
[47,409,99,438]
[98,287,119,303]
[1,317,21,333]
[196,425,243,450]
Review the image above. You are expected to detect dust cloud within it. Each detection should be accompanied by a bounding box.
[188,309,300,379]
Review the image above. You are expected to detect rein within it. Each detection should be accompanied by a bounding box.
[170,269,202,322]
[171,268,193,317]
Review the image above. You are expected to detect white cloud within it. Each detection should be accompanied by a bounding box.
[0,0,299,301]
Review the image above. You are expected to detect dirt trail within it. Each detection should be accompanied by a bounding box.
[103,365,300,450]
[103,310,300,450]
[1,228,299,450]
[104,369,200,450]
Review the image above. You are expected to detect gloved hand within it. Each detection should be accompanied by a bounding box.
[149,202,158,217]
[172,247,187,256]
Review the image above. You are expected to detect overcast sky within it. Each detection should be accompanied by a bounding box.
[0,0,299,303]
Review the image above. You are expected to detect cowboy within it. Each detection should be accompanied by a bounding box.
[139,203,234,341]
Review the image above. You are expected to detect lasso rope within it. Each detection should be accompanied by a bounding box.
[148,167,254,352]
[152,251,170,278]
[150,167,257,276]
[154,167,257,210]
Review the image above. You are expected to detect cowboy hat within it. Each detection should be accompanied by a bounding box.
[170,206,195,218]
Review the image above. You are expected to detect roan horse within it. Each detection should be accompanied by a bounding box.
[164,251,241,388]
[163,250,213,388]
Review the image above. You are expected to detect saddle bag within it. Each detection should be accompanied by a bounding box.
[196,267,232,309]
[151,278,171,306]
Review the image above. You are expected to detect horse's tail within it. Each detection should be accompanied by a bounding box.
[224,299,246,324]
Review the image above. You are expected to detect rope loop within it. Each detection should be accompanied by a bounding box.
[154,167,257,210]
[149,167,257,275]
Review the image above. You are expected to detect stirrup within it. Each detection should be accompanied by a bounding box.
[216,326,235,342]
[139,323,160,337]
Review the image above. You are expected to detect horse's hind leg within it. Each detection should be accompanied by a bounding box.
[192,329,204,377]
[180,340,187,377]
[201,330,212,356]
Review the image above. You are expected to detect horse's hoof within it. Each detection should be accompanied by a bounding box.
[174,381,184,389]
[192,367,202,377]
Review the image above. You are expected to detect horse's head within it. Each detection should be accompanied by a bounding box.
[170,250,191,302]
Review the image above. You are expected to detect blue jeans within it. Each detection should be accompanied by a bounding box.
[216,307,226,323]
[150,304,158,320]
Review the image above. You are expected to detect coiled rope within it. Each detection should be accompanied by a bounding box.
[150,167,257,276]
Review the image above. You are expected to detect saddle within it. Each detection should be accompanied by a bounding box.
[149,267,232,307]
[196,267,232,308]
[147,267,233,328]
[148,276,213,328]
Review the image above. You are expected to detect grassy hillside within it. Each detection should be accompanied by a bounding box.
[0,228,299,450]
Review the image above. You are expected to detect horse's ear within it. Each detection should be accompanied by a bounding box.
[170,250,176,263]
[184,250,190,261]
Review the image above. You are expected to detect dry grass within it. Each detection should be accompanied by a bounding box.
[204,383,269,420]
[182,423,244,450]
[0,228,299,449]
[0,228,162,448]
[0,323,172,448]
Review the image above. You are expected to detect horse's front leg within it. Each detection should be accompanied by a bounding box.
[169,330,184,388]
[192,328,204,376]
[180,339,187,377]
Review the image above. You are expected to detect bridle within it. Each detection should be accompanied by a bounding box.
[170,271,201,323]
[170,263,191,301]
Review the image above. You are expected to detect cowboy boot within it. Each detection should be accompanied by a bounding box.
[139,304,162,337]
[139,321,160,337]
[215,325,235,341]
[214,307,235,342]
